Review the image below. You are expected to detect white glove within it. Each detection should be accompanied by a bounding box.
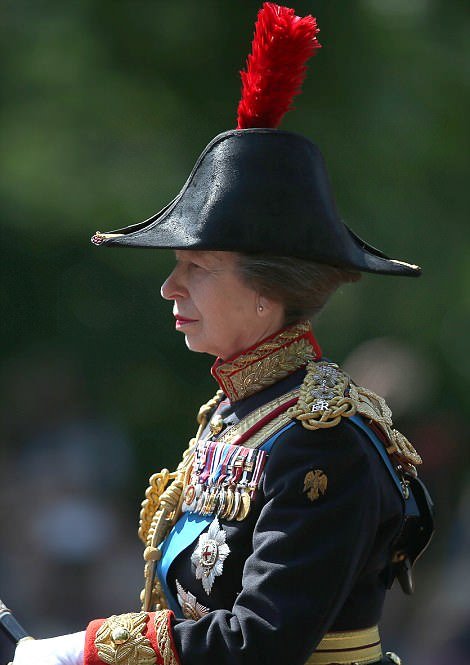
[11,631,85,665]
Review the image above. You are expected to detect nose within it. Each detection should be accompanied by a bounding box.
[160,265,187,300]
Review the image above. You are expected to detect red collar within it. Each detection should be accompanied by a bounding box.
[211,321,321,402]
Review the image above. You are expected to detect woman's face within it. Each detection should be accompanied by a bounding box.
[161,250,285,359]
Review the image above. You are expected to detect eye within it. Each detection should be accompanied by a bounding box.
[189,261,206,271]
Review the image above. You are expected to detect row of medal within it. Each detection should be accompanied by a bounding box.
[182,439,267,522]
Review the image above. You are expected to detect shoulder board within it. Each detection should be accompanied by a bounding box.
[287,361,422,468]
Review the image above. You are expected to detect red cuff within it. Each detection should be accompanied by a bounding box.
[84,611,179,665]
[84,619,105,665]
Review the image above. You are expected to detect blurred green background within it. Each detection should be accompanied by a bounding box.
[0,1,469,663]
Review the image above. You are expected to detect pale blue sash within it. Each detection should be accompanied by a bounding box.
[157,421,296,614]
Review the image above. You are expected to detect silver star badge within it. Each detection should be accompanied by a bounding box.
[191,517,230,595]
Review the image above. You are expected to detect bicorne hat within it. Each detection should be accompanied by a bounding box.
[92,3,420,278]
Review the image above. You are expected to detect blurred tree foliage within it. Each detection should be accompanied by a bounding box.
[1,0,468,491]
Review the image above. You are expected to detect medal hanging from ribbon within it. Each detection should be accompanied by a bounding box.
[182,440,267,521]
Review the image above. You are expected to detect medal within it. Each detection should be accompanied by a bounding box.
[182,440,268,521]
[236,489,251,521]
[222,487,234,519]
[216,487,226,516]
[191,517,231,595]
[197,487,209,513]
[228,488,241,521]
[208,489,219,514]
[203,488,217,515]
[183,484,197,512]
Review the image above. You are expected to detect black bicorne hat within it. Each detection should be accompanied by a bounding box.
[92,129,419,276]
[91,4,420,278]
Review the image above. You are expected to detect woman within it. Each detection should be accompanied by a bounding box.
[10,4,432,665]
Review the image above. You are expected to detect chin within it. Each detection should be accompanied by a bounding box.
[184,335,216,357]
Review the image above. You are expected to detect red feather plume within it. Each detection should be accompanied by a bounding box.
[236,3,321,130]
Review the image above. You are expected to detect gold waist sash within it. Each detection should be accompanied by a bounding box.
[306,625,382,665]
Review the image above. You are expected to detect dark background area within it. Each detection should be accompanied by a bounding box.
[1,1,469,663]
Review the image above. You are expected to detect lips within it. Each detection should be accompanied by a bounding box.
[174,314,198,328]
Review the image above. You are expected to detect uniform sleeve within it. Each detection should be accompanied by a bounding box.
[84,421,398,665]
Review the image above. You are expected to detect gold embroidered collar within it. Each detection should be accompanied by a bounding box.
[211,321,322,402]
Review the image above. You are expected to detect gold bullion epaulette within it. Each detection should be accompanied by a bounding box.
[287,360,422,469]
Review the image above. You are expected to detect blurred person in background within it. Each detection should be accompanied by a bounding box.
[6,4,435,665]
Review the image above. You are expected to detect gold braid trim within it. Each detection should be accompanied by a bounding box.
[212,321,315,401]
[95,612,156,665]
[288,361,356,429]
[288,361,422,468]
[154,611,179,665]
[139,391,224,611]
[350,384,422,466]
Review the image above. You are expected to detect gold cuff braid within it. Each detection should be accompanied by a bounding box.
[154,611,179,665]
[95,612,156,665]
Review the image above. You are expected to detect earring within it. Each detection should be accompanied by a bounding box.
[258,304,264,312]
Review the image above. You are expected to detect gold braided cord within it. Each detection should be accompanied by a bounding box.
[94,612,156,665]
[291,396,356,429]
[138,390,224,545]
[197,389,225,426]
[288,361,356,429]
[140,391,224,611]
[138,468,173,545]
[288,361,422,467]
[154,611,179,665]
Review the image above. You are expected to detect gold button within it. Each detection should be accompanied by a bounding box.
[111,626,130,645]
[210,414,224,435]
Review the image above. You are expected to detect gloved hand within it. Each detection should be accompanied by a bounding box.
[11,631,85,665]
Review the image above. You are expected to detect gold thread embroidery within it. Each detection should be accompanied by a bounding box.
[288,361,422,468]
[303,470,328,502]
[154,610,179,665]
[349,384,422,466]
[94,612,156,665]
[212,322,315,401]
[176,580,210,620]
